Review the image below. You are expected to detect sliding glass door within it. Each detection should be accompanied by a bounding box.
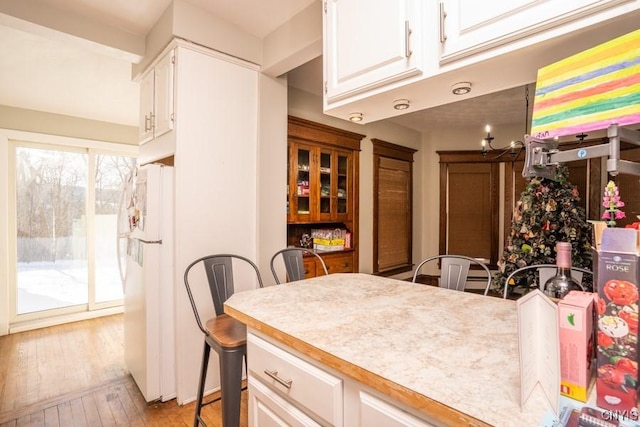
[12,143,135,320]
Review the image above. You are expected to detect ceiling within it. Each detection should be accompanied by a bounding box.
[0,0,527,132]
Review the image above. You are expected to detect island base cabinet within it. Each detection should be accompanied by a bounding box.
[247,331,441,427]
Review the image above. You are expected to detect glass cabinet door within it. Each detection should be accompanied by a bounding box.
[288,142,354,223]
[336,152,351,220]
[318,150,333,221]
[294,146,311,220]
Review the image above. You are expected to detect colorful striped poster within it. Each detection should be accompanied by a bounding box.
[530,28,640,139]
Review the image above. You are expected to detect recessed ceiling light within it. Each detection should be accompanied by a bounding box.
[451,82,472,95]
[349,112,363,122]
[393,99,410,110]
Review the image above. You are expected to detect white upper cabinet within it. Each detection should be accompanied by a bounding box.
[324,0,423,103]
[439,0,631,63]
[139,49,175,144]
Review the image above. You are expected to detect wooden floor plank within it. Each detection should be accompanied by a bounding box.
[0,314,249,426]
[15,415,30,427]
[56,401,73,426]
[92,390,116,427]
[80,395,101,426]
[42,406,59,427]
[68,397,87,427]
[112,382,145,426]
[28,410,44,427]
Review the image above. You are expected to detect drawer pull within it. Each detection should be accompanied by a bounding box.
[264,369,293,389]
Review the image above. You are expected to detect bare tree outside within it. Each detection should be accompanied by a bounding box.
[15,146,135,314]
[95,154,136,303]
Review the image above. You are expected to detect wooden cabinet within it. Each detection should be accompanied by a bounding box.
[439,0,631,63]
[287,116,364,275]
[323,0,424,103]
[288,142,354,223]
[139,49,175,144]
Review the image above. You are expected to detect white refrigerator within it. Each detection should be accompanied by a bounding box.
[118,163,175,402]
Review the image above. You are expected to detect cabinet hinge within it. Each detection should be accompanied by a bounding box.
[170,113,175,122]
[324,81,327,95]
[323,0,327,13]
[171,55,175,64]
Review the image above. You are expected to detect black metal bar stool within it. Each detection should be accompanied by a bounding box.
[183,254,263,427]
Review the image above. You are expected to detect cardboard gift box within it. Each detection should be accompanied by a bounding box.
[558,291,595,402]
[595,227,640,412]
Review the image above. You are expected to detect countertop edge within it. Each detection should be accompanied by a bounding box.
[224,303,491,427]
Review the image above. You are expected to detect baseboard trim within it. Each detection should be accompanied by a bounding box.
[9,306,123,334]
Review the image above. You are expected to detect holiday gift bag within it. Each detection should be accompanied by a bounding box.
[596,227,640,412]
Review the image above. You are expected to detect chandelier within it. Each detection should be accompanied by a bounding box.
[481,85,529,160]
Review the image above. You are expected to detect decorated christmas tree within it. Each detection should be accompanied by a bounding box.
[493,165,593,296]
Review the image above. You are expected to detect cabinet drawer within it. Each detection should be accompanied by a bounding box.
[249,375,321,427]
[247,333,343,426]
[323,253,353,274]
[303,257,317,278]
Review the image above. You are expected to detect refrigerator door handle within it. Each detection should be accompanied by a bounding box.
[138,239,163,244]
[116,185,129,291]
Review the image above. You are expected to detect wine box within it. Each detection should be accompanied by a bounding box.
[558,291,595,402]
[594,227,640,412]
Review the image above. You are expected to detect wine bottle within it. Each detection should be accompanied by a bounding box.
[544,241,583,299]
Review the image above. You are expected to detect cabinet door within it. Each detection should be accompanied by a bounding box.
[319,148,353,222]
[360,392,435,427]
[317,148,334,222]
[289,143,315,222]
[139,70,154,144]
[439,0,629,63]
[153,50,175,138]
[324,0,423,103]
[335,150,352,222]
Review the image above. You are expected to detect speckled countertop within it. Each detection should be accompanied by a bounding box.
[224,273,552,426]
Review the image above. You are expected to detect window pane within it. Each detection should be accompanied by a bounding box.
[95,154,136,303]
[16,147,88,314]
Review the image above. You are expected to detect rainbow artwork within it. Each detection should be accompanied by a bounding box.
[530,28,640,139]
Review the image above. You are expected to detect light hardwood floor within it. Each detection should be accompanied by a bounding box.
[0,314,248,426]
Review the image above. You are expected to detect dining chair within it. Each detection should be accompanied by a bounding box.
[270,247,329,284]
[412,254,492,296]
[183,254,264,427]
[502,264,592,299]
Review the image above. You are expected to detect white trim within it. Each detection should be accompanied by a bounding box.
[9,306,123,334]
[0,128,139,155]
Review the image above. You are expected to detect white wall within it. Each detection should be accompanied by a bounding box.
[0,105,138,145]
[257,74,289,285]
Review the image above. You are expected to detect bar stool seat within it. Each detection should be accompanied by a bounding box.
[183,254,263,427]
[206,314,247,347]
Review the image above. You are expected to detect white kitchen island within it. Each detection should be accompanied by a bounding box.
[224,273,552,426]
